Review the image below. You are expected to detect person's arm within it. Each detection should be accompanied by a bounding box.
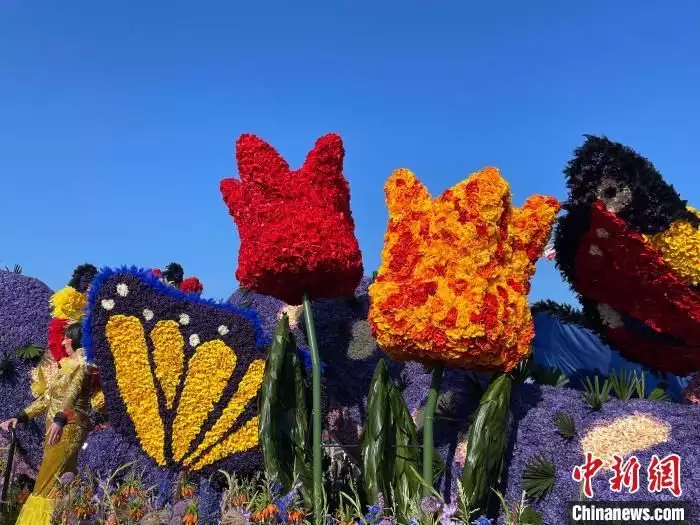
[15,391,50,424]
[52,363,87,428]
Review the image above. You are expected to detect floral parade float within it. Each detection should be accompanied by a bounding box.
[0,134,698,524]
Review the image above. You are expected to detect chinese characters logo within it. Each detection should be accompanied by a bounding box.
[573,453,681,498]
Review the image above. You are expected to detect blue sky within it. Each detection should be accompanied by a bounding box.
[1,1,698,304]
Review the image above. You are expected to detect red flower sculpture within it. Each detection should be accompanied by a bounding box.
[179,277,204,295]
[220,134,363,304]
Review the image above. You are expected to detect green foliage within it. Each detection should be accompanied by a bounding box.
[581,375,611,410]
[635,373,670,401]
[361,359,422,522]
[461,372,513,513]
[608,369,639,401]
[493,489,543,525]
[519,506,544,525]
[361,359,393,506]
[522,455,555,500]
[647,387,670,402]
[531,365,569,387]
[510,357,534,384]
[389,384,421,521]
[553,411,576,440]
[258,315,313,506]
[2,264,22,274]
[14,344,44,360]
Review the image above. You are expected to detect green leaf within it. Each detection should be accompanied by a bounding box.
[361,359,392,504]
[14,344,44,360]
[283,328,313,507]
[510,356,534,384]
[553,411,576,440]
[647,387,670,402]
[532,365,569,387]
[581,375,611,410]
[522,455,555,500]
[520,506,544,525]
[461,372,513,513]
[608,369,639,401]
[388,384,420,521]
[258,315,294,490]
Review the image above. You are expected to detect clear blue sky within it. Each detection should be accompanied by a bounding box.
[1,1,698,304]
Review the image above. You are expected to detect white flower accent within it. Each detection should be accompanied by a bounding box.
[179,313,190,326]
[278,305,303,330]
[597,303,623,329]
[82,442,88,450]
[189,334,200,347]
[143,309,154,321]
[596,177,632,213]
[218,325,229,336]
[116,283,129,297]
[589,244,603,256]
[596,228,609,239]
[101,299,115,310]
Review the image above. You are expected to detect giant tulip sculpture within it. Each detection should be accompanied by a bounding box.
[220,133,363,522]
[369,167,559,508]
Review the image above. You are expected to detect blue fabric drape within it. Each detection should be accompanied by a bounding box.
[531,313,690,400]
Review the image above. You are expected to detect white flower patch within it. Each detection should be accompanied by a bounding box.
[597,303,623,329]
[143,309,154,321]
[179,313,190,326]
[278,305,303,329]
[101,299,115,311]
[589,244,603,256]
[189,334,200,347]
[596,228,609,239]
[596,177,632,214]
[116,283,129,297]
[218,325,229,336]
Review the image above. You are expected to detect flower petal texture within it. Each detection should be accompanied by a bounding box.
[220,133,363,305]
[368,168,559,372]
[84,267,267,475]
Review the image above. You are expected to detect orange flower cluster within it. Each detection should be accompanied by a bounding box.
[369,167,559,372]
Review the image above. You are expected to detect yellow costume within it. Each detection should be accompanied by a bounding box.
[15,350,97,525]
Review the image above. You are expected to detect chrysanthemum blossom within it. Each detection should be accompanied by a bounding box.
[369,168,559,372]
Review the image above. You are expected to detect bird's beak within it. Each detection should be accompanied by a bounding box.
[643,207,700,287]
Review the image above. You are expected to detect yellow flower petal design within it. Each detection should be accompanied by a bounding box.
[50,286,87,320]
[149,320,185,409]
[105,315,165,465]
[183,358,266,467]
[369,167,560,372]
[643,208,700,287]
[172,340,236,462]
[189,416,260,471]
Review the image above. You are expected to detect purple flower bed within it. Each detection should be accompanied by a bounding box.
[501,384,700,524]
[78,425,173,489]
[0,271,52,469]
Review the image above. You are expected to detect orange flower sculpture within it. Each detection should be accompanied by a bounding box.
[368,167,560,372]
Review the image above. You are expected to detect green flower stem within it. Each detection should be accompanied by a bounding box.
[302,293,323,524]
[422,363,444,497]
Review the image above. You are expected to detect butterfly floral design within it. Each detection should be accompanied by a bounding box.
[84,268,267,474]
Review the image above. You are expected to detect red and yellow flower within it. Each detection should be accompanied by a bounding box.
[369,167,559,372]
[220,133,363,305]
